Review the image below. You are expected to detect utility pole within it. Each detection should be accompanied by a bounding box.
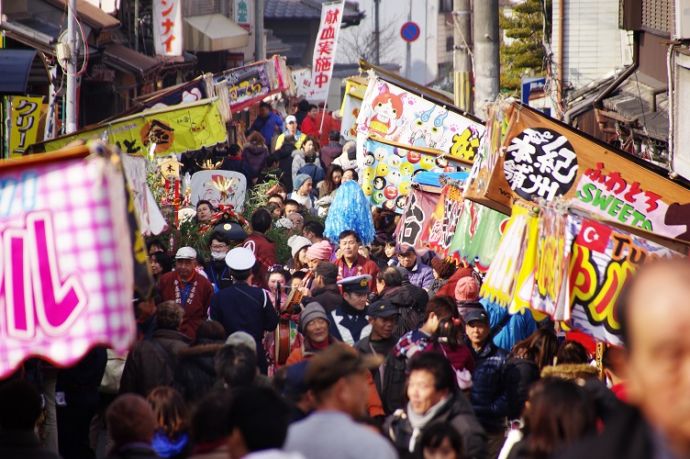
[374,0,380,64]
[65,0,78,134]
[472,0,499,117]
[255,0,266,61]
[453,0,472,112]
[134,0,139,52]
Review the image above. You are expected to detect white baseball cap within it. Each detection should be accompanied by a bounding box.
[225,246,256,270]
[175,246,197,260]
[285,115,297,124]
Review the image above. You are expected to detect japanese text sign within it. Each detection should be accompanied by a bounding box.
[0,151,135,378]
[9,96,44,158]
[215,57,290,112]
[153,0,182,57]
[395,187,440,249]
[309,0,345,101]
[37,99,228,157]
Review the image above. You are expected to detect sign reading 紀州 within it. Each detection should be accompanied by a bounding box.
[465,103,690,242]
[0,150,136,378]
[356,78,484,164]
[309,0,345,102]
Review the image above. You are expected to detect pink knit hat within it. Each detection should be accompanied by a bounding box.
[454,276,480,302]
[306,240,333,261]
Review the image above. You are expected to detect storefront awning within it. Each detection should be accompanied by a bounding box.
[0,49,37,95]
[184,14,250,52]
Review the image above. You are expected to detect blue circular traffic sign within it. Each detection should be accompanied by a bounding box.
[400,21,420,42]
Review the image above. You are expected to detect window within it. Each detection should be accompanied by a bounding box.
[440,0,453,13]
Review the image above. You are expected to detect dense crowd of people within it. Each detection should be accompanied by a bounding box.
[2,99,690,459]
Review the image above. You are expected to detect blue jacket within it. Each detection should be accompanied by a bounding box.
[329,301,371,346]
[209,283,279,372]
[467,340,508,433]
[481,298,537,352]
[249,111,284,146]
[405,260,434,291]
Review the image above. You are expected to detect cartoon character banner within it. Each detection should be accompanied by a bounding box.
[448,200,508,270]
[339,78,367,142]
[190,170,247,213]
[355,77,484,164]
[395,187,440,249]
[423,184,465,258]
[37,99,228,157]
[362,138,460,213]
[0,149,135,378]
[465,103,690,241]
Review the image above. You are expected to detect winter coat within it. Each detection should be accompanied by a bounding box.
[385,392,487,459]
[394,329,475,375]
[174,342,224,403]
[120,329,191,396]
[304,284,344,313]
[250,112,284,146]
[242,144,269,180]
[297,162,325,186]
[355,336,407,415]
[276,142,296,191]
[468,340,509,433]
[0,431,61,459]
[291,149,306,185]
[481,299,537,352]
[378,285,428,338]
[427,278,448,298]
[158,271,214,341]
[320,141,342,170]
[503,357,539,420]
[300,115,319,138]
[243,232,277,289]
[403,261,435,291]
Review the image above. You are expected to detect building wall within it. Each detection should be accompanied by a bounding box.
[553,0,634,90]
[336,0,440,85]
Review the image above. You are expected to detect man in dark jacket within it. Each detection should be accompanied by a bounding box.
[374,267,428,338]
[320,131,343,170]
[329,275,373,345]
[276,135,298,192]
[120,302,191,396]
[248,101,284,146]
[385,352,487,459]
[464,308,508,458]
[560,259,690,459]
[304,262,342,313]
[209,246,279,373]
[355,300,406,414]
[174,320,226,403]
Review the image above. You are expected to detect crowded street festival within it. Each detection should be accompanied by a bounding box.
[2,0,690,458]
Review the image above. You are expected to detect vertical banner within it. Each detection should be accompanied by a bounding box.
[394,188,440,249]
[9,96,44,158]
[309,0,345,102]
[234,0,250,28]
[153,0,183,57]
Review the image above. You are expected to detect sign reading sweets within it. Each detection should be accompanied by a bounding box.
[9,96,44,158]
[0,153,135,378]
[37,99,227,157]
[309,0,345,102]
[153,0,182,56]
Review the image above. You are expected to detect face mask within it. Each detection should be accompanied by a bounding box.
[211,251,227,261]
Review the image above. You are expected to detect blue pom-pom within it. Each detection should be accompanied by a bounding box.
[324,181,375,245]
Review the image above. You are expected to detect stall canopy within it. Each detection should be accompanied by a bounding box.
[0,49,37,95]
[184,14,250,52]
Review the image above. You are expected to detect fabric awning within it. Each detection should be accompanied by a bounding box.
[184,14,250,52]
[0,49,37,95]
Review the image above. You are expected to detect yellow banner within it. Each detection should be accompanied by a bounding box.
[10,96,44,158]
[40,98,227,156]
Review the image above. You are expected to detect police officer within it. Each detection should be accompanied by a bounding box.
[329,275,372,346]
[209,247,279,373]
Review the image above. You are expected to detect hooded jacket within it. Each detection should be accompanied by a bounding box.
[385,392,487,459]
[242,144,269,179]
[174,342,224,403]
[467,340,509,433]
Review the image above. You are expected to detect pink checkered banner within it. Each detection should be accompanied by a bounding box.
[0,152,135,378]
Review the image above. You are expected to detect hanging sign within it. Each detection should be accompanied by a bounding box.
[448,200,508,270]
[215,56,291,112]
[309,0,345,102]
[395,187,440,249]
[152,0,183,57]
[424,184,465,258]
[9,96,45,158]
[0,148,136,378]
[339,78,367,142]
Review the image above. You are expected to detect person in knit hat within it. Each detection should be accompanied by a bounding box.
[306,240,333,270]
[286,303,334,365]
[287,235,312,273]
[455,276,482,318]
[288,174,315,215]
[429,257,458,298]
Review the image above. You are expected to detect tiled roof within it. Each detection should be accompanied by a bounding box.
[265,0,363,23]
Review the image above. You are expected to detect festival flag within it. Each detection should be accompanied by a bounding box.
[309,0,345,102]
[395,187,440,249]
[0,144,136,378]
[448,200,508,270]
[153,0,183,56]
[424,184,465,258]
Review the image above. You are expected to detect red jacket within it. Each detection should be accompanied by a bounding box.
[157,271,213,340]
[335,255,380,292]
[243,232,277,288]
[300,115,320,138]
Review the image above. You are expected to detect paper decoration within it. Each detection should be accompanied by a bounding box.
[9,95,44,158]
[423,184,465,258]
[308,0,345,101]
[39,99,228,157]
[153,0,182,56]
[395,187,440,249]
[356,78,484,163]
[190,170,247,212]
[448,200,508,270]
[0,150,135,378]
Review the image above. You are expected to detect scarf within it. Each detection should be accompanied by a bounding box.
[307,337,330,352]
[406,396,450,452]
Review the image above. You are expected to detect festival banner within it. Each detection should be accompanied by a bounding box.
[9,96,45,158]
[362,137,462,213]
[190,170,247,213]
[0,147,136,378]
[121,154,168,235]
[35,99,228,157]
[448,200,508,270]
[215,56,290,112]
[152,0,183,57]
[339,78,367,142]
[423,184,465,258]
[395,187,440,249]
[291,68,313,99]
[309,0,345,102]
[356,77,484,163]
[465,103,690,241]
